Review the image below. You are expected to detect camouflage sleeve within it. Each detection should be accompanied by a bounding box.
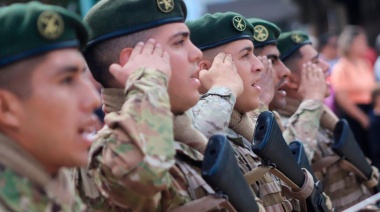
[97,68,176,205]
[282,99,323,160]
[190,87,236,139]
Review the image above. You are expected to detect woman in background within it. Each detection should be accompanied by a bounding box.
[331,26,375,159]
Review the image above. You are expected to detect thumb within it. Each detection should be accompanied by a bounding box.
[109,63,122,78]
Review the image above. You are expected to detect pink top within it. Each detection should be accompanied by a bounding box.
[331,57,375,104]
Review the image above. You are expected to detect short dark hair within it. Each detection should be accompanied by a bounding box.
[282,48,302,73]
[254,46,264,56]
[84,28,157,88]
[0,54,46,99]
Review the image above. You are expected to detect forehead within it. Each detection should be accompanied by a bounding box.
[32,49,85,77]
[154,22,188,39]
[223,39,253,54]
[298,44,317,62]
[259,44,280,56]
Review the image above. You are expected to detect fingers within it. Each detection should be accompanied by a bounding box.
[109,63,123,79]
[213,52,226,65]
[162,51,170,63]
[141,38,156,55]
[153,43,164,57]
[130,42,144,58]
[224,53,233,64]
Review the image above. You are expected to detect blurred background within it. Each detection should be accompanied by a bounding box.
[1,0,380,48]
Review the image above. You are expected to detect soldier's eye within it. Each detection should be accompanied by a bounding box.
[61,76,74,84]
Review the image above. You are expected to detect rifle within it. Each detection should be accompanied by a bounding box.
[289,140,317,182]
[252,111,329,212]
[202,134,259,212]
[332,119,380,192]
[289,140,329,211]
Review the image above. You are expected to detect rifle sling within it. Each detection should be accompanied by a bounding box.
[312,155,340,172]
[312,155,378,189]
[339,159,379,188]
[169,195,237,212]
[244,166,314,200]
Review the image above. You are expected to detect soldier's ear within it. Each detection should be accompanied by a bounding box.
[119,47,134,66]
[198,61,209,70]
[0,90,21,128]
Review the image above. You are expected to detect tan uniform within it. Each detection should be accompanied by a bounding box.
[75,68,238,211]
[190,90,299,211]
[278,97,373,211]
[0,133,85,212]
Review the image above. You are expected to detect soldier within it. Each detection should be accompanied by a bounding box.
[0,2,100,211]
[246,18,290,126]
[277,31,378,210]
[187,12,307,211]
[75,0,258,211]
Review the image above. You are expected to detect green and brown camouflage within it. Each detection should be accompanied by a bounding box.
[77,68,232,211]
[0,134,85,212]
[278,97,373,211]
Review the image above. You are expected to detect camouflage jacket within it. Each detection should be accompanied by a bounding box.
[190,92,295,211]
[278,97,372,210]
[190,87,236,138]
[0,133,85,212]
[278,98,324,160]
[81,68,220,211]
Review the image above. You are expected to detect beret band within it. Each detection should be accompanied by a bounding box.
[0,1,89,67]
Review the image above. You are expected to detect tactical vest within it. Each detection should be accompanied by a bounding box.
[227,130,297,212]
[312,129,372,211]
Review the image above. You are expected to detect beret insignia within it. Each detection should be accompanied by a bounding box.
[232,16,246,32]
[291,33,304,44]
[37,10,64,40]
[254,25,269,42]
[157,0,174,13]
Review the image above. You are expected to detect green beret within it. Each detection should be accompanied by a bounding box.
[277,30,312,61]
[84,0,187,48]
[0,1,89,67]
[247,18,281,48]
[186,12,254,51]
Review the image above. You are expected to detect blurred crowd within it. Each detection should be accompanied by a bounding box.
[317,26,380,168]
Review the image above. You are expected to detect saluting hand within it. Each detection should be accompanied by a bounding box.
[297,62,327,101]
[198,52,243,97]
[109,38,171,85]
[256,56,275,106]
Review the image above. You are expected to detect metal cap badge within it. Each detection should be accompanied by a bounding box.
[157,0,174,13]
[291,33,304,44]
[37,10,64,40]
[254,25,269,42]
[232,16,246,31]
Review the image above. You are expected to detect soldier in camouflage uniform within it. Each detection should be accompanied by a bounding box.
[0,2,101,211]
[277,31,378,211]
[187,12,307,211]
[74,0,262,211]
[247,18,290,124]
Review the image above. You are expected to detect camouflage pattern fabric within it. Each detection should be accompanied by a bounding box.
[0,133,85,212]
[190,87,236,139]
[80,68,223,211]
[278,97,372,211]
[190,91,297,211]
